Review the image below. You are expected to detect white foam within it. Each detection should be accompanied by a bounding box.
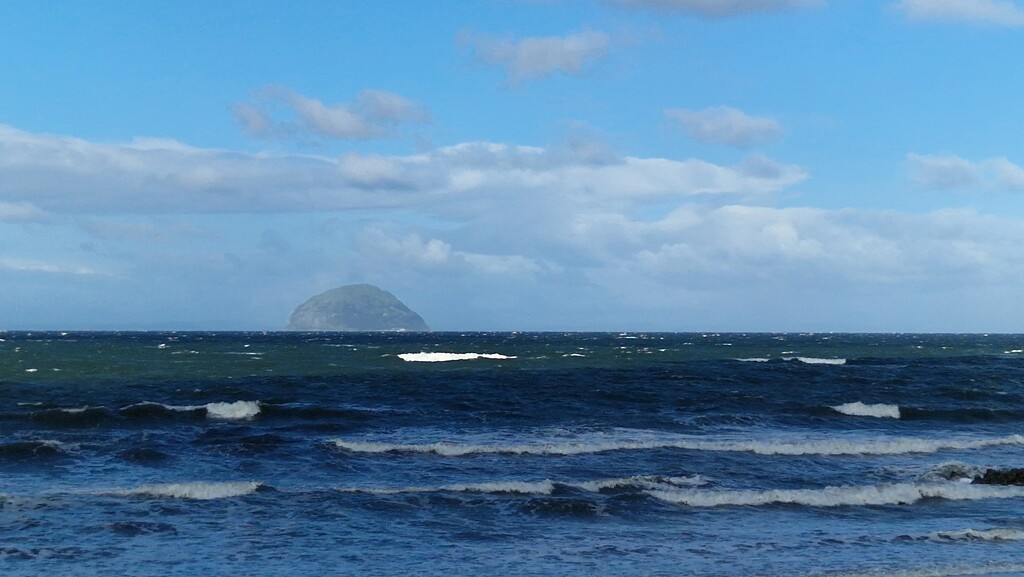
[735,358,771,362]
[331,432,1024,457]
[339,480,557,496]
[832,401,901,419]
[115,481,262,500]
[932,528,1024,541]
[648,481,1024,508]
[789,357,846,365]
[205,401,260,420]
[397,352,516,362]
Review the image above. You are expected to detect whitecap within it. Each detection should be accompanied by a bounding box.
[398,352,516,362]
[114,481,262,500]
[331,432,1024,457]
[647,481,1024,508]
[735,358,770,363]
[832,401,901,419]
[205,401,260,420]
[789,357,846,365]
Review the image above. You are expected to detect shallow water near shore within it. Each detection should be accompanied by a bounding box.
[3,331,1024,576]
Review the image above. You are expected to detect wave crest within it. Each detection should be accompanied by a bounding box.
[114,481,263,500]
[648,482,1024,508]
[398,352,516,362]
[331,433,1024,457]
[832,402,901,419]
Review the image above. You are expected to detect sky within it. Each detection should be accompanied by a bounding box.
[3,0,1024,332]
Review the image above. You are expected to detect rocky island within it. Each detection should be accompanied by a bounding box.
[286,284,430,332]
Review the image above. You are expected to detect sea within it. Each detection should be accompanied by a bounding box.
[3,331,1024,577]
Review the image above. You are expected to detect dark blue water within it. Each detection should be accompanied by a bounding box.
[3,332,1024,576]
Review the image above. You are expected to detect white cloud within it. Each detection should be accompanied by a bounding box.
[355,228,557,279]
[0,124,807,215]
[461,29,611,83]
[907,153,1024,191]
[666,106,783,147]
[895,0,1024,26]
[234,87,430,140]
[607,0,823,17]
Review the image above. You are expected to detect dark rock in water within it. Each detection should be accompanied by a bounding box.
[972,468,1024,485]
[287,284,429,332]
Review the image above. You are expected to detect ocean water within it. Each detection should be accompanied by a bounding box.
[3,331,1024,576]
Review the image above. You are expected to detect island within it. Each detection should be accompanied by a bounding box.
[286,284,430,332]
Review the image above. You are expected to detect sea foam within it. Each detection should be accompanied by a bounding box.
[648,481,1024,508]
[114,481,263,500]
[331,432,1024,457]
[832,401,901,419]
[398,352,516,362]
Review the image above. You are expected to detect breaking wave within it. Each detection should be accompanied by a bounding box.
[648,481,1024,508]
[112,481,264,500]
[397,352,517,362]
[330,432,1024,457]
[832,401,901,419]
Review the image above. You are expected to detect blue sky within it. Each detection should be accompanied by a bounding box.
[3,0,1024,331]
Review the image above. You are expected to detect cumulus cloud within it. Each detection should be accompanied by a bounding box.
[461,29,612,83]
[0,124,807,215]
[895,0,1024,26]
[234,86,430,140]
[907,153,1024,191]
[666,106,783,147]
[607,0,823,17]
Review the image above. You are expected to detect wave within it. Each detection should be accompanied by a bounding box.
[122,400,260,420]
[832,401,901,419]
[331,432,1024,457]
[930,528,1024,541]
[336,474,706,496]
[338,480,558,496]
[111,481,264,500]
[647,481,1024,508]
[397,352,517,362]
[788,357,846,365]
[0,439,74,459]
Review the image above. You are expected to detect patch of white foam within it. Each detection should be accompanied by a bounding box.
[205,401,260,420]
[331,432,1024,457]
[125,400,260,420]
[932,528,1024,541]
[832,401,901,419]
[648,482,1024,508]
[398,352,516,362]
[115,481,262,500]
[788,357,846,365]
[735,358,770,362]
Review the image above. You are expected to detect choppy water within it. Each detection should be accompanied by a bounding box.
[3,331,1024,576]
